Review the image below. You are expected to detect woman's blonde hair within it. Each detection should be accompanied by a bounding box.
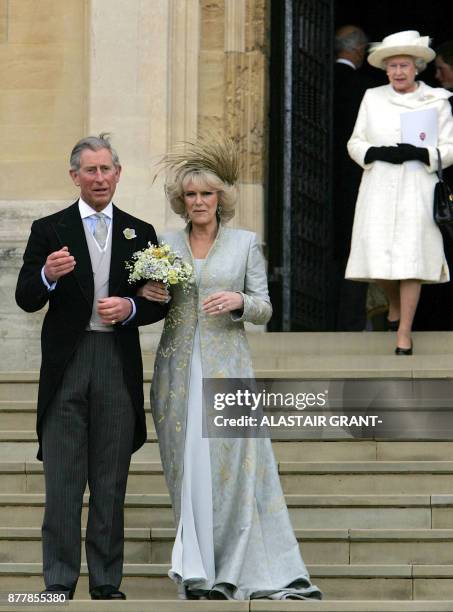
[156,138,239,223]
[166,169,237,223]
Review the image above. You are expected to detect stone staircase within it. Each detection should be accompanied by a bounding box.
[1,332,453,611]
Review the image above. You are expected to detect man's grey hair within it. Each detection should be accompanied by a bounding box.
[69,133,120,172]
[335,28,368,54]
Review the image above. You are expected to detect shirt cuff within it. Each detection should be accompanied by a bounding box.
[41,266,57,291]
[122,297,136,325]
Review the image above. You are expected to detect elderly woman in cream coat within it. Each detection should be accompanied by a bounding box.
[345,30,453,353]
[139,141,321,601]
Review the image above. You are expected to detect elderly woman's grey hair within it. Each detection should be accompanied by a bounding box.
[383,55,427,73]
[335,26,368,54]
[166,169,237,223]
[70,133,120,172]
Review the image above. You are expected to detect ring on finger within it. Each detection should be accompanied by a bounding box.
[218,304,224,311]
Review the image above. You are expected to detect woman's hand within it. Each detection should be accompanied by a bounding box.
[203,291,244,316]
[137,281,170,303]
[364,145,429,165]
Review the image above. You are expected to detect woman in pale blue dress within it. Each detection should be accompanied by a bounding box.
[139,140,321,601]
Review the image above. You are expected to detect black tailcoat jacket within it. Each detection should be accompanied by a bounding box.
[15,202,167,460]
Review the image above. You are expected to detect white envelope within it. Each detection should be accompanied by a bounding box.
[400,108,438,170]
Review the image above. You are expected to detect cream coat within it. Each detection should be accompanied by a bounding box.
[345,82,453,282]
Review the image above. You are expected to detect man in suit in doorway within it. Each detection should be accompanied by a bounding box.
[333,25,376,330]
[16,134,167,600]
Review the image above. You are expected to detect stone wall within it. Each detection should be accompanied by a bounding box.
[0,0,87,369]
[0,0,269,370]
[0,0,87,200]
[199,0,268,237]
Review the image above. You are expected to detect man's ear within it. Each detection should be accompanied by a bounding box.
[69,169,80,187]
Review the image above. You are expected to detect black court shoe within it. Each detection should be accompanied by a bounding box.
[386,318,400,332]
[395,342,413,356]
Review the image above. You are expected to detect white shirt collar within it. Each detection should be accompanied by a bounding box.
[336,58,357,70]
[78,198,113,220]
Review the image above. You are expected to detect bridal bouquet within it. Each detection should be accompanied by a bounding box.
[126,242,193,290]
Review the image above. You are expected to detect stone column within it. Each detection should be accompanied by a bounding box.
[199,0,268,239]
[164,0,200,228]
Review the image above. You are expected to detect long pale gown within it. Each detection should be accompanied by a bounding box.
[167,260,321,600]
[169,260,216,592]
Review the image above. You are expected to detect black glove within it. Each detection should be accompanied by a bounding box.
[396,143,429,164]
[364,146,407,164]
[364,144,429,165]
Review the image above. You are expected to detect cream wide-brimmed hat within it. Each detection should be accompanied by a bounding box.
[367,30,435,69]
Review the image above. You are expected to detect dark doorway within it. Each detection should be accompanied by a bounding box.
[335,0,450,87]
[267,0,335,332]
[335,0,451,47]
[267,0,453,331]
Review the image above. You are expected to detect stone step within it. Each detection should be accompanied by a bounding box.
[249,605,453,612]
[3,602,453,612]
[6,345,453,393]
[5,434,453,459]
[4,458,453,495]
[0,378,162,401]
[0,388,32,402]
[5,527,453,566]
[0,402,36,430]
[277,461,453,495]
[0,381,159,401]
[0,401,158,433]
[5,458,453,495]
[243,332,453,356]
[0,433,397,462]
[3,416,453,460]
[249,604,453,612]
[0,493,446,529]
[4,562,453,600]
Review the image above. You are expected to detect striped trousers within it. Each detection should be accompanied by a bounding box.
[41,332,135,591]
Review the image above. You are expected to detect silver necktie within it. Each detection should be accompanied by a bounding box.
[93,213,108,249]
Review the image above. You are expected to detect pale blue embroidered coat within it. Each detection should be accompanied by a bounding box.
[150,224,321,600]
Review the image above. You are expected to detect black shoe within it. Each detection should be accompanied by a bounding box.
[41,584,74,600]
[386,318,400,331]
[90,585,126,600]
[395,343,413,355]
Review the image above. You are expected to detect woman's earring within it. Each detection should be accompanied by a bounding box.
[216,204,223,219]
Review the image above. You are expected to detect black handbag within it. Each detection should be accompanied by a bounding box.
[434,148,453,240]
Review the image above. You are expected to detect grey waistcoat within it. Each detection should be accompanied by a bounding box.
[83,220,113,332]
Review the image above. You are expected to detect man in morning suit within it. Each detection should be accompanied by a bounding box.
[15,134,167,600]
[333,25,376,330]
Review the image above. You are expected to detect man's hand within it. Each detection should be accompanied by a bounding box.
[97,297,133,325]
[44,247,76,282]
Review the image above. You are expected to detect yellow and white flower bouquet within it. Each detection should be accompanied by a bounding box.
[126,242,193,290]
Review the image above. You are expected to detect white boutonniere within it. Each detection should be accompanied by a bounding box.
[123,228,137,240]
